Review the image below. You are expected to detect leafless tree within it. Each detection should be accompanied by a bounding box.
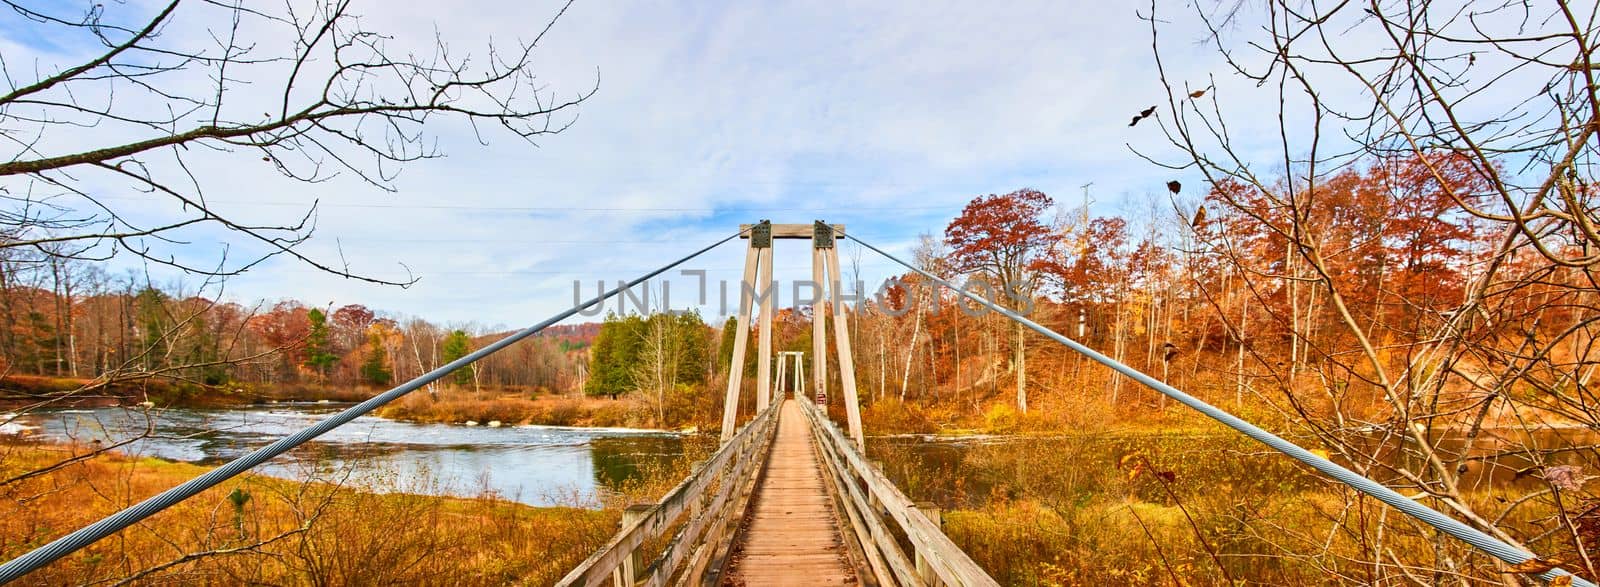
[0,0,591,283]
[1143,0,1600,582]
[0,2,590,578]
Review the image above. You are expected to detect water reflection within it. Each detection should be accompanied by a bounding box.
[9,404,685,508]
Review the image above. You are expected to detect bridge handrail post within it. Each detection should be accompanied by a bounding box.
[914,502,943,584]
[803,402,909,581]
[797,399,999,587]
[614,503,654,586]
[557,401,782,587]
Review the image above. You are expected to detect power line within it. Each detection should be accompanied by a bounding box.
[272,261,903,277]
[88,195,964,213]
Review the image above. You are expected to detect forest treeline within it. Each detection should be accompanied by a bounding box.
[1,151,1580,434]
[0,259,596,399]
[829,153,1539,428]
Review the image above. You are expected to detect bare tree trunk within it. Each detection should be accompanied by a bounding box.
[900,291,923,401]
[1111,291,1128,405]
[955,310,965,412]
[1013,320,1026,413]
[878,323,887,402]
[1237,283,1249,411]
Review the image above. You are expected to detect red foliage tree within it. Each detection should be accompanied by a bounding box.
[245,301,309,381]
[944,188,1056,412]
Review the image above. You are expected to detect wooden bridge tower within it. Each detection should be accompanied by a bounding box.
[720,221,863,448]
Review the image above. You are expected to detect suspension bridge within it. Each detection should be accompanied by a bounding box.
[0,222,1589,586]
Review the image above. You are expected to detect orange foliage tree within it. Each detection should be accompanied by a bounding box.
[944,188,1056,413]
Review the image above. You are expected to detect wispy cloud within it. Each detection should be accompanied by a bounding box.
[1,0,1251,325]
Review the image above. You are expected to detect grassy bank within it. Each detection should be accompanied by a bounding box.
[2,373,721,437]
[871,428,1586,585]
[375,389,672,429]
[855,394,1222,437]
[0,376,387,409]
[0,377,673,432]
[0,375,257,409]
[0,441,628,585]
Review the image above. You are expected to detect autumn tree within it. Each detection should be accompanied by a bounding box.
[632,313,711,424]
[945,189,1056,412]
[1039,216,1140,401]
[242,302,308,382]
[359,328,393,387]
[331,305,377,358]
[1144,0,1600,579]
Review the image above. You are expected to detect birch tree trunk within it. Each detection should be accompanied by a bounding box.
[900,290,923,401]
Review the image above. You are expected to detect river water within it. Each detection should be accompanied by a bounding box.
[5,403,687,508]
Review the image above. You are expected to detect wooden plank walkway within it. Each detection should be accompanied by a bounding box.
[721,400,857,586]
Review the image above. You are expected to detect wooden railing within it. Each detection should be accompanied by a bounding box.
[799,400,1000,587]
[555,402,780,587]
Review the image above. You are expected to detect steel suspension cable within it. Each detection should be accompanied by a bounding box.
[845,232,1590,586]
[0,230,745,584]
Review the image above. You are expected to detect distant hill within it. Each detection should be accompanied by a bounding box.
[535,322,601,348]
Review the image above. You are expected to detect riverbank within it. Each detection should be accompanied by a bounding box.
[870,426,1591,585]
[0,376,710,431]
[0,376,378,409]
[375,389,674,429]
[0,441,629,585]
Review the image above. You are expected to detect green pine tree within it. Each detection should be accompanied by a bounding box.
[303,308,337,379]
[673,311,710,384]
[584,313,645,398]
[717,317,738,375]
[134,287,170,372]
[186,312,227,385]
[441,329,474,386]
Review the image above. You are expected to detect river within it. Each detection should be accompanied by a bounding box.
[5,403,688,508]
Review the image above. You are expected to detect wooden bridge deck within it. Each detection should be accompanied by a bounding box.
[721,400,857,586]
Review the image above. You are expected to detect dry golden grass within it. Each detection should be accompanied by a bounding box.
[378,389,656,428]
[871,428,1590,585]
[0,442,619,586]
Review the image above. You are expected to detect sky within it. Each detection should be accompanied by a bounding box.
[0,0,1272,329]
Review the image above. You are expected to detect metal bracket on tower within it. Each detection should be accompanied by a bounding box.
[813,220,834,249]
[752,220,773,248]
